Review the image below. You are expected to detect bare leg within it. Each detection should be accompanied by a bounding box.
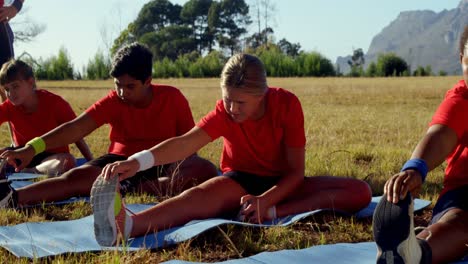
[137,154,218,197]
[417,209,468,264]
[130,176,246,237]
[16,164,102,206]
[276,176,372,217]
[22,153,76,176]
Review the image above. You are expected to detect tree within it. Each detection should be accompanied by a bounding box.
[217,0,251,55]
[181,0,213,53]
[140,25,197,61]
[35,47,74,80]
[277,38,301,57]
[348,48,365,77]
[133,0,182,38]
[85,51,111,80]
[376,53,408,77]
[366,61,377,77]
[249,0,276,45]
[245,27,274,50]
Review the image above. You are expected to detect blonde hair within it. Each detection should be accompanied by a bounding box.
[220,54,268,96]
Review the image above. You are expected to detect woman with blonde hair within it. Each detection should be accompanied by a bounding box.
[91,53,372,246]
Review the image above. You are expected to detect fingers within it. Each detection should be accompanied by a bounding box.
[100,160,139,181]
[384,170,422,204]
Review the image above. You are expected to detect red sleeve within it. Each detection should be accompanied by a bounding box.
[283,94,306,147]
[175,90,195,135]
[0,102,9,124]
[429,92,468,139]
[85,91,116,127]
[197,101,226,141]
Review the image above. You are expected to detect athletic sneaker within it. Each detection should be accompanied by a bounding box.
[373,194,431,264]
[90,175,133,246]
[0,178,16,208]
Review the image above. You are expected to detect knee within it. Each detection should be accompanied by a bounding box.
[350,179,372,209]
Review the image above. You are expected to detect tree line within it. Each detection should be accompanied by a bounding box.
[18,0,447,80]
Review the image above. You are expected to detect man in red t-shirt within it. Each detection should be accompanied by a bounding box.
[0,43,217,208]
[373,26,468,264]
[0,59,93,175]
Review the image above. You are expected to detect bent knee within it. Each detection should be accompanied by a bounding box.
[349,179,372,210]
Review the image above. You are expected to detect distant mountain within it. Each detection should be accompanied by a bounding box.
[336,0,468,75]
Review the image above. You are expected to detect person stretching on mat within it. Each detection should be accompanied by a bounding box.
[0,43,218,208]
[0,59,92,176]
[90,53,372,246]
[373,25,468,264]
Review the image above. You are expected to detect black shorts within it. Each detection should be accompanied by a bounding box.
[223,171,281,196]
[431,184,468,224]
[87,153,170,195]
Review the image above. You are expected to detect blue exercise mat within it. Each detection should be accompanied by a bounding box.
[6,158,88,181]
[0,197,431,258]
[162,241,468,264]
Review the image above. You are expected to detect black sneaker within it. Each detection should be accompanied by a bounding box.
[373,194,426,264]
[0,179,16,208]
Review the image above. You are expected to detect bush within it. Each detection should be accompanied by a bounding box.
[85,51,111,80]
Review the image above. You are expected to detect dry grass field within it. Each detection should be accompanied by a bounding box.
[0,76,460,263]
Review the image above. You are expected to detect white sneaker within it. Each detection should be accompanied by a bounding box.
[90,175,133,246]
[373,194,429,264]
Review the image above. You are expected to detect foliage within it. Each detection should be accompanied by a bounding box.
[413,65,433,77]
[35,47,75,80]
[348,48,365,77]
[85,51,111,80]
[375,53,409,77]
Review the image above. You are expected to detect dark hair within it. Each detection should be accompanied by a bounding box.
[0,59,35,86]
[460,25,468,56]
[110,42,153,82]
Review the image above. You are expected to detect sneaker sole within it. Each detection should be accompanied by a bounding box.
[90,176,119,246]
[373,194,411,264]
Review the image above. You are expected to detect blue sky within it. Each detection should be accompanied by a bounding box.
[11,0,461,71]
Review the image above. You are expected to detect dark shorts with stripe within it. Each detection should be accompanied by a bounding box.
[430,184,468,224]
[86,153,170,195]
[223,170,281,196]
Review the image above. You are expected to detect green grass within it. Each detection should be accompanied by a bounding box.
[0,76,458,262]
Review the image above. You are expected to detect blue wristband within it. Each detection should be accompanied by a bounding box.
[401,158,429,182]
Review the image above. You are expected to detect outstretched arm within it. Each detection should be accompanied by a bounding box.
[0,113,98,171]
[384,124,457,203]
[101,126,212,180]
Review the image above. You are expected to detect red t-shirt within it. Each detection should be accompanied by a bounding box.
[198,87,306,176]
[85,84,195,156]
[0,89,75,153]
[429,80,468,196]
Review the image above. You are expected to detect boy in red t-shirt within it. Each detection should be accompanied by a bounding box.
[0,59,93,176]
[89,53,372,246]
[0,43,217,208]
[372,26,468,264]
